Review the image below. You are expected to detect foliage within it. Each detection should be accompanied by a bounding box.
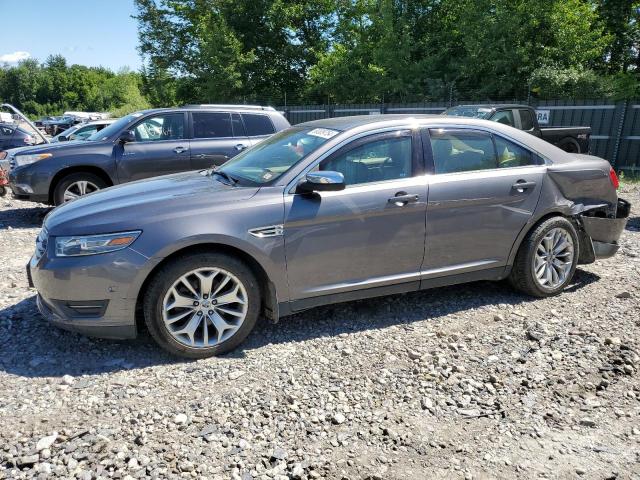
[0,55,149,117]
[2,0,640,114]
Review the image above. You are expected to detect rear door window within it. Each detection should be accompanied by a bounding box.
[242,114,275,136]
[495,135,537,168]
[490,110,515,126]
[192,112,233,138]
[518,109,535,130]
[430,129,497,174]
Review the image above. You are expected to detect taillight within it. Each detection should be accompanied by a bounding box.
[609,167,619,189]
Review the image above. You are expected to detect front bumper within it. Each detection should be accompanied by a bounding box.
[580,198,630,260]
[9,167,50,203]
[30,243,158,340]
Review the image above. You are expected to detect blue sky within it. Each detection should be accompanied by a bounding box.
[0,0,142,71]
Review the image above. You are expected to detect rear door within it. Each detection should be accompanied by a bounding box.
[423,127,545,277]
[115,112,190,182]
[189,112,250,169]
[242,113,277,146]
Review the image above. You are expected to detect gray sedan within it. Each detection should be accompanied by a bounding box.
[29,115,630,357]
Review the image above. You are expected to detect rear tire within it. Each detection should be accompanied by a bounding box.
[143,252,261,358]
[53,172,107,206]
[509,216,579,297]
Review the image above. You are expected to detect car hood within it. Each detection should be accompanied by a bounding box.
[13,139,95,156]
[44,171,260,236]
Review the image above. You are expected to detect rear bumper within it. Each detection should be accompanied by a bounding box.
[581,198,630,260]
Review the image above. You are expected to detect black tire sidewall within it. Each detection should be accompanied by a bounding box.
[520,217,579,296]
[143,253,261,358]
[53,172,107,206]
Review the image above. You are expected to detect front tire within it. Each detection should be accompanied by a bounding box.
[509,216,579,297]
[143,253,261,358]
[53,172,107,206]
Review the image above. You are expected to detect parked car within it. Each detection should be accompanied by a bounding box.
[28,115,629,358]
[0,124,36,150]
[45,115,91,136]
[52,119,116,142]
[443,104,591,153]
[9,105,289,205]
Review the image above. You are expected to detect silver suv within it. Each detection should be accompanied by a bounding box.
[29,115,628,357]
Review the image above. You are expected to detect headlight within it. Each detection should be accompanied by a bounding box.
[55,231,141,257]
[14,153,52,167]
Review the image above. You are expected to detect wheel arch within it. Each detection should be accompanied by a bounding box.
[134,242,278,333]
[49,166,114,204]
[507,210,575,267]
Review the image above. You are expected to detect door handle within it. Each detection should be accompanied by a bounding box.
[388,192,419,206]
[196,153,207,158]
[174,146,187,154]
[235,143,248,151]
[511,180,537,192]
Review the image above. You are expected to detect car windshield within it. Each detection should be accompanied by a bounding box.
[443,106,493,119]
[53,125,79,142]
[219,127,340,185]
[86,113,142,141]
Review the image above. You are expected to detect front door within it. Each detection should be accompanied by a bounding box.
[190,112,250,169]
[116,112,190,182]
[283,129,428,303]
[423,128,545,277]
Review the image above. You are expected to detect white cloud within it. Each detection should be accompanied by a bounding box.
[0,51,31,63]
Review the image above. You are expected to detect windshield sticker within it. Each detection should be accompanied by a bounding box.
[308,128,339,139]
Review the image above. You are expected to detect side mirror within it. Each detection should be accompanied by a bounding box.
[119,130,135,144]
[57,135,68,142]
[296,171,345,193]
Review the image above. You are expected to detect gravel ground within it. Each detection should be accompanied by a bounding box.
[0,186,639,480]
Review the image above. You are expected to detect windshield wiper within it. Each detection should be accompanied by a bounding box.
[209,167,238,186]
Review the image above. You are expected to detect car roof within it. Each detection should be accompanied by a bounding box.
[136,105,277,115]
[298,114,565,161]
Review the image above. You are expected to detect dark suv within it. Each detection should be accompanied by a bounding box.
[9,105,289,205]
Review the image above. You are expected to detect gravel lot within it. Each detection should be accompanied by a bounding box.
[0,186,639,480]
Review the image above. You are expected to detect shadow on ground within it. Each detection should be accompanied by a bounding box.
[0,268,600,378]
[0,206,50,230]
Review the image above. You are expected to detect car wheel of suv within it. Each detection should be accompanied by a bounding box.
[53,172,107,205]
[143,252,261,358]
[509,216,579,297]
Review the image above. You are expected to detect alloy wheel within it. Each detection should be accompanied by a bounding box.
[162,267,248,348]
[63,180,100,202]
[532,227,574,290]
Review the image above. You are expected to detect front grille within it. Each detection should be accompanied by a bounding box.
[34,228,48,262]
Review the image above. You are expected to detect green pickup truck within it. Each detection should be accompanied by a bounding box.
[444,104,591,154]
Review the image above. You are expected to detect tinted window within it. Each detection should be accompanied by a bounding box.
[242,114,275,136]
[495,136,536,168]
[1,126,13,136]
[430,129,496,174]
[490,110,515,126]
[231,113,245,137]
[321,134,412,185]
[133,114,184,142]
[519,109,534,130]
[193,112,232,138]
